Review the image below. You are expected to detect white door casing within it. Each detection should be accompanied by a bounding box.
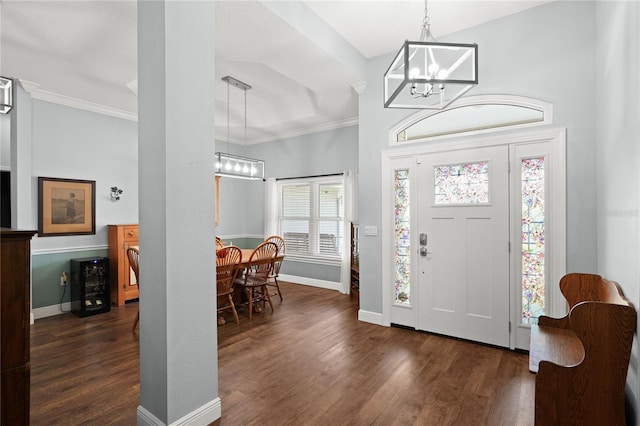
[381,127,567,351]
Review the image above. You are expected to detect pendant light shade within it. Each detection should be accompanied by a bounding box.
[384,41,477,109]
[215,152,264,180]
[0,77,13,114]
[384,0,478,110]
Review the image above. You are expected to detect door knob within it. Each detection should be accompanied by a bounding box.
[419,247,431,257]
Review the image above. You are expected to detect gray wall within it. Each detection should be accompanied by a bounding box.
[25,100,137,309]
[31,100,138,251]
[595,1,640,421]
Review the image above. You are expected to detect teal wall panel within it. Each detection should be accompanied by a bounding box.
[32,249,108,309]
[218,237,263,249]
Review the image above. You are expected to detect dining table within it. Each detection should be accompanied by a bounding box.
[238,249,255,268]
[216,245,284,324]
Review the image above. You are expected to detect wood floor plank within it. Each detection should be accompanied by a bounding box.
[30,281,534,425]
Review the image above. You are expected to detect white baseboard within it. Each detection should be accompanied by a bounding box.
[137,398,221,426]
[279,274,340,291]
[32,302,71,321]
[358,309,384,326]
[32,277,342,322]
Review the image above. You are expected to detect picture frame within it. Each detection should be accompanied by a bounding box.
[38,177,96,236]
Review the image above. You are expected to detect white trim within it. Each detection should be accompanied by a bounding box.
[30,89,137,121]
[31,244,108,256]
[216,234,264,241]
[32,302,71,320]
[279,274,340,291]
[389,94,553,146]
[358,309,384,326]
[18,84,356,141]
[509,135,567,350]
[137,398,221,426]
[380,127,567,345]
[17,79,40,94]
[385,127,565,159]
[249,117,358,145]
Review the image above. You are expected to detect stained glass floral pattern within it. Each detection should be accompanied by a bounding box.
[394,169,411,305]
[434,162,489,204]
[522,157,545,325]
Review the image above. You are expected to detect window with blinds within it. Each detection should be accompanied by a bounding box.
[279,178,343,259]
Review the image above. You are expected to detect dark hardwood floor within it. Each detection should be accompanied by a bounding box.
[30,282,535,425]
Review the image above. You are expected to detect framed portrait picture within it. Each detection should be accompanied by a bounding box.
[38,177,96,236]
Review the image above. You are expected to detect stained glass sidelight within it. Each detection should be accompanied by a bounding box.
[434,162,489,204]
[521,157,545,325]
[394,169,411,305]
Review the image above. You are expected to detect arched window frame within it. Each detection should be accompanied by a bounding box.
[389,95,553,146]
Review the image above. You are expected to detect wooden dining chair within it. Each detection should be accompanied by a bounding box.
[234,241,278,320]
[216,236,225,250]
[216,245,242,325]
[126,247,140,331]
[264,235,286,301]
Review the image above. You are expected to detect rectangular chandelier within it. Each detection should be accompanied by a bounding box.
[215,152,264,181]
[384,41,477,110]
[0,77,13,114]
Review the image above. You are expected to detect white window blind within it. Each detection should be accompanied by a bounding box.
[279,177,343,260]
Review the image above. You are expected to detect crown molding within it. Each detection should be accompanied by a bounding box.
[21,85,358,140]
[17,79,40,94]
[250,116,359,144]
[30,89,137,121]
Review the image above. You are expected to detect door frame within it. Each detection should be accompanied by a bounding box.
[381,127,566,350]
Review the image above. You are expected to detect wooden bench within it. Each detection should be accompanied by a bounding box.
[529,273,636,425]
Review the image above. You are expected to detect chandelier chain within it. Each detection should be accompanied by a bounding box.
[423,0,430,27]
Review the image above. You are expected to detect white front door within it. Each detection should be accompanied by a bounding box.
[417,146,510,347]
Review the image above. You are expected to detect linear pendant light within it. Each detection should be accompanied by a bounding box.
[215,76,265,180]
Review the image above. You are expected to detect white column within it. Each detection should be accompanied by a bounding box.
[10,81,35,230]
[137,1,219,424]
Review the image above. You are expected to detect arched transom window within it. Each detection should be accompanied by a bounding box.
[391,95,553,145]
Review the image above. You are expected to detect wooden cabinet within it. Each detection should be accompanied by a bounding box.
[1,228,36,425]
[108,224,139,306]
[350,222,359,303]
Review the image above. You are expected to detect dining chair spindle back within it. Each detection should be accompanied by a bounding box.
[234,241,278,320]
[127,247,140,331]
[216,245,242,325]
[264,235,286,301]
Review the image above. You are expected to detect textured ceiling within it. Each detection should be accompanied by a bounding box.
[0,0,552,144]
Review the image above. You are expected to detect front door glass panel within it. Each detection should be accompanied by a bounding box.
[394,169,411,305]
[434,161,489,205]
[521,157,545,325]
